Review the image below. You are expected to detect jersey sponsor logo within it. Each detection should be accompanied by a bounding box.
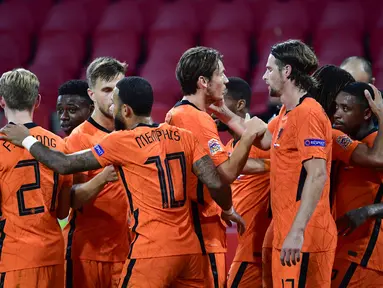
[94,144,105,156]
[336,134,353,150]
[208,139,223,156]
[304,139,325,147]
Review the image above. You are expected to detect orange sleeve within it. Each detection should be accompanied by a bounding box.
[331,129,359,164]
[90,132,124,167]
[64,133,91,154]
[190,134,209,164]
[296,109,328,162]
[267,115,279,134]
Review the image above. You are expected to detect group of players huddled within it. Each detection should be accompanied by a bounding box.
[0,39,383,288]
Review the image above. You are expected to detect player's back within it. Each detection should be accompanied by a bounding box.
[92,122,204,259]
[0,123,68,272]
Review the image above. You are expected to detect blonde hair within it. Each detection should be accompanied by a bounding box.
[86,57,127,89]
[0,68,40,111]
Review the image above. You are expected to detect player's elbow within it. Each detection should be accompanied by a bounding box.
[311,165,327,186]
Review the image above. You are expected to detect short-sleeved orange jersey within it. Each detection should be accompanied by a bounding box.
[166,100,229,253]
[333,130,383,271]
[226,139,271,263]
[0,122,72,272]
[270,95,337,252]
[90,122,207,259]
[63,117,130,262]
[332,129,359,164]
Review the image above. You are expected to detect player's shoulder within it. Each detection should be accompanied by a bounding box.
[158,122,193,138]
[296,95,330,122]
[30,126,65,148]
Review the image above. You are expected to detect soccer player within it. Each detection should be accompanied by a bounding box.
[167,47,265,288]
[63,57,130,288]
[211,40,337,287]
[218,77,271,287]
[0,69,72,287]
[330,82,383,287]
[56,79,94,136]
[0,76,248,287]
[340,56,375,84]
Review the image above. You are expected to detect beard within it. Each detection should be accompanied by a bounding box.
[114,116,126,131]
[269,86,282,97]
[100,105,114,119]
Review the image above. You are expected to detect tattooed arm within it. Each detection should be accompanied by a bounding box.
[29,142,101,174]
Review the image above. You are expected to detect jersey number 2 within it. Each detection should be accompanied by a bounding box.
[145,152,187,209]
[15,159,59,216]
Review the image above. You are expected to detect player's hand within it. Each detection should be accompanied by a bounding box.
[0,123,31,146]
[280,230,304,267]
[336,207,369,236]
[100,165,118,183]
[242,115,267,140]
[221,209,246,236]
[207,99,230,123]
[365,84,383,120]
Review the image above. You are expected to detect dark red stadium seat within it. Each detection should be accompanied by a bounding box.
[32,34,85,77]
[40,2,90,38]
[204,2,254,38]
[0,2,34,64]
[315,35,364,66]
[250,66,269,115]
[134,0,164,28]
[364,0,383,31]
[29,64,72,110]
[151,103,172,124]
[0,35,22,74]
[91,33,141,74]
[370,15,383,65]
[94,1,144,39]
[148,1,199,48]
[140,60,181,107]
[201,33,250,79]
[178,0,219,28]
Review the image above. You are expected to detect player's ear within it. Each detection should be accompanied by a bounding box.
[237,99,246,112]
[364,107,372,120]
[34,94,41,109]
[87,88,96,102]
[284,64,292,79]
[0,96,5,109]
[197,76,209,90]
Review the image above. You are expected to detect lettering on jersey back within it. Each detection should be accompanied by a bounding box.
[34,134,56,148]
[135,129,180,148]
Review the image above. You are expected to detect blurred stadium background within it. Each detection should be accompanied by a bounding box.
[0,0,381,272]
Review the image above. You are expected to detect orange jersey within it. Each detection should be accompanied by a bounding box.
[332,128,359,164]
[333,130,383,271]
[91,123,207,259]
[0,123,72,272]
[226,139,271,263]
[63,118,130,262]
[270,95,337,252]
[167,100,229,253]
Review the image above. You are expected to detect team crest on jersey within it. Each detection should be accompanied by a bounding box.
[336,135,352,150]
[94,144,105,156]
[304,139,326,147]
[208,139,223,156]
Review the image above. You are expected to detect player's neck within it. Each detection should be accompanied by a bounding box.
[353,121,376,141]
[5,109,33,124]
[281,86,307,111]
[130,116,153,129]
[182,93,206,111]
[91,109,114,132]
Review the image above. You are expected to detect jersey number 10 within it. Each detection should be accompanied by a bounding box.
[145,152,187,209]
[15,159,59,216]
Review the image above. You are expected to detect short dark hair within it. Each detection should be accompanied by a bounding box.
[340,56,373,83]
[58,80,92,104]
[176,46,223,95]
[226,77,252,108]
[271,39,318,92]
[87,57,127,88]
[312,65,355,117]
[341,82,375,110]
[116,76,153,117]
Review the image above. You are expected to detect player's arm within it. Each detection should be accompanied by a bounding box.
[70,166,118,209]
[56,176,72,220]
[241,158,270,174]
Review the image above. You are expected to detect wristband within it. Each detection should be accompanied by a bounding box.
[223,206,234,216]
[22,136,38,151]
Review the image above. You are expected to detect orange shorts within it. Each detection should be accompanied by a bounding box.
[262,247,273,288]
[272,247,335,288]
[1,264,64,288]
[203,253,226,288]
[331,258,383,287]
[227,261,262,287]
[65,259,123,288]
[118,255,204,288]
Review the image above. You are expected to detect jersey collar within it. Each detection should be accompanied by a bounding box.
[174,99,202,111]
[87,117,112,134]
[132,123,160,130]
[9,122,38,129]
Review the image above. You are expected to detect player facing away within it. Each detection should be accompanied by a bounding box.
[167,47,266,288]
[0,69,72,287]
[63,57,130,288]
[329,83,383,287]
[0,76,247,288]
[217,77,271,287]
[56,79,94,136]
[211,40,338,287]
